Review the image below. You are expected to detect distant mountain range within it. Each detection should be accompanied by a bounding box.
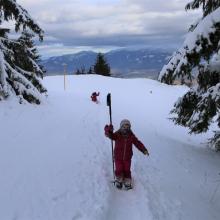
[42,49,172,79]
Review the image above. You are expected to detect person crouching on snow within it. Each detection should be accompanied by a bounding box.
[104,119,149,189]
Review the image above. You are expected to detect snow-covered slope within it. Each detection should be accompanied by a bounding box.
[0,75,219,220]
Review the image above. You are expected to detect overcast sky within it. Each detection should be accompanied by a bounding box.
[18,0,202,57]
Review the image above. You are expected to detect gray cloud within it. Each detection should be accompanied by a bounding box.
[18,0,202,56]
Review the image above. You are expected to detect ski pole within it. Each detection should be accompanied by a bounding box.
[107,93,115,182]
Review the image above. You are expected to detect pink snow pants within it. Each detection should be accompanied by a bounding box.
[115,160,131,179]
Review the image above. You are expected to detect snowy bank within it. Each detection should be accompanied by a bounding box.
[0,75,219,220]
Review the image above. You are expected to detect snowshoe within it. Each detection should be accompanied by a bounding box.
[115,180,123,189]
[124,183,132,190]
[124,178,133,190]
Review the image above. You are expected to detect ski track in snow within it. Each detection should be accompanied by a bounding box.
[0,75,219,220]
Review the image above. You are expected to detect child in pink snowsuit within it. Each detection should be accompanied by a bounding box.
[91,92,100,103]
[105,119,149,189]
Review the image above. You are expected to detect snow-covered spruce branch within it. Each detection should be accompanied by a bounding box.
[16,67,46,93]
[5,62,40,93]
[187,83,220,133]
[159,7,220,84]
[186,0,220,17]
[15,31,46,78]
[27,56,45,78]
[0,37,16,58]
[170,82,220,130]
[0,37,20,47]
[5,62,43,104]
[0,1,46,104]
[0,35,46,104]
[0,49,10,99]
[0,49,46,103]
[159,6,220,150]
[208,131,220,151]
[0,0,44,40]
[170,82,220,148]
[15,47,45,78]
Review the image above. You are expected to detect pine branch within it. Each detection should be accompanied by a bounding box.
[0,0,44,40]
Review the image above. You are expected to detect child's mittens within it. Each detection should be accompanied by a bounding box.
[104,124,114,136]
[143,149,149,156]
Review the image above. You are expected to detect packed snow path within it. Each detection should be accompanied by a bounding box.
[0,75,219,220]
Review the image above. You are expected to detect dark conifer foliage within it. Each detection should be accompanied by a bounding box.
[0,0,46,104]
[159,2,220,150]
[93,53,111,76]
[88,67,93,74]
[186,0,220,17]
[0,0,44,40]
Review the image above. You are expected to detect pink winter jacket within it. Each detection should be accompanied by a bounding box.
[105,125,147,160]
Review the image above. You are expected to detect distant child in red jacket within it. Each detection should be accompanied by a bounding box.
[91,92,100,103]
[105,119,149,189]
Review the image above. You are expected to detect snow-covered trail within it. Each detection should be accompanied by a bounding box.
[0,75,219,220]
[0,91,111,220]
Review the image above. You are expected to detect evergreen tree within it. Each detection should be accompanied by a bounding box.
[87,67,93,74]
[0,0,45,104]
[75,69,81,75]
[79,66,86,74]
[158,3,220,150]
[93,53,111,76]
[74,66,86,75]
